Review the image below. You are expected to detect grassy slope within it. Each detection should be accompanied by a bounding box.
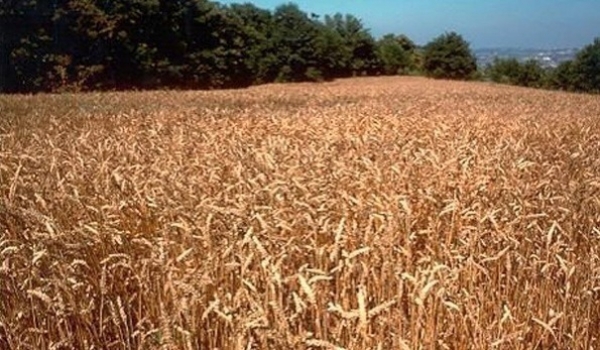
[1,76,599,349]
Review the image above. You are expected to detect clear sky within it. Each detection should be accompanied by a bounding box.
[217,0,599,49]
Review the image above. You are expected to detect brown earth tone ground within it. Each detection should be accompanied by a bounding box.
[1,76,599,349]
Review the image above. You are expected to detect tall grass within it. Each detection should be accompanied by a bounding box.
[1,76,599,349]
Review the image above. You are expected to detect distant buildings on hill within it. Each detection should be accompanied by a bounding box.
[474,47,579,68]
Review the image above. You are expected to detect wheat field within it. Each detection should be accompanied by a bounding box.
[1,76,599,349]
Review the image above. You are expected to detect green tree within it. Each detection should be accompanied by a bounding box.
[323,13,379,77]
[311,22,347,80]
[269,3,326,82]
[226,3,275,84]
[485,57,521,84]
[423,32,477,80]
[486,58,547,88]
[396,34,416,52]
[571,38,600,92]
[0,0,392,92]
[376,33,414,75]
[548,60,577,91]
[150,0,235,89]
[185,2,257,88]
[2,0,73,92]
[67,0,164,90]
[518,59,547,88]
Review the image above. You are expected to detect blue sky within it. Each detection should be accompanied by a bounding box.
[217,0,599,49]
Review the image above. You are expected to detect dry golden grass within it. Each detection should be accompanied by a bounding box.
[1,76,599,349]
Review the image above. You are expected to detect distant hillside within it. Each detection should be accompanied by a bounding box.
[475,47,579,68]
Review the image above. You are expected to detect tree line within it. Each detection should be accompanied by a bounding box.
[484,39,600,93]
[0,0,598,94]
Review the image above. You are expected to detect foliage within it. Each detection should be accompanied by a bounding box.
[485,58,547,88]
[2,2,599,94]
[485,38,600,94]
[2,1,408,92]
[547,60,577,91]
[269,3,323,82]
[422,32,477,80]
[570,38,600,92]
[323,13,380,77]
[376,34,415,75]
[485,57,520,84]
[0,1,383,92]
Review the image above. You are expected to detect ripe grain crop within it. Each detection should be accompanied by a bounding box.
[1,76,599,349]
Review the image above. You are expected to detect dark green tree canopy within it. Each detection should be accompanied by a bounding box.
[0,0,392,92]
[2,1,599,94]
[423,32,477,80]
[547,60,576,91]
[376,34,415,75]
[485,58,546,88]
[323,13,380,76]
[395,34,417,52]
[571,38,600,92]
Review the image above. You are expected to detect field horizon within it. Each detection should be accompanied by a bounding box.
[1,76,599,349]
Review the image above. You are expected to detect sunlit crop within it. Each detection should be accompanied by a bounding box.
[1,76,599,349]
